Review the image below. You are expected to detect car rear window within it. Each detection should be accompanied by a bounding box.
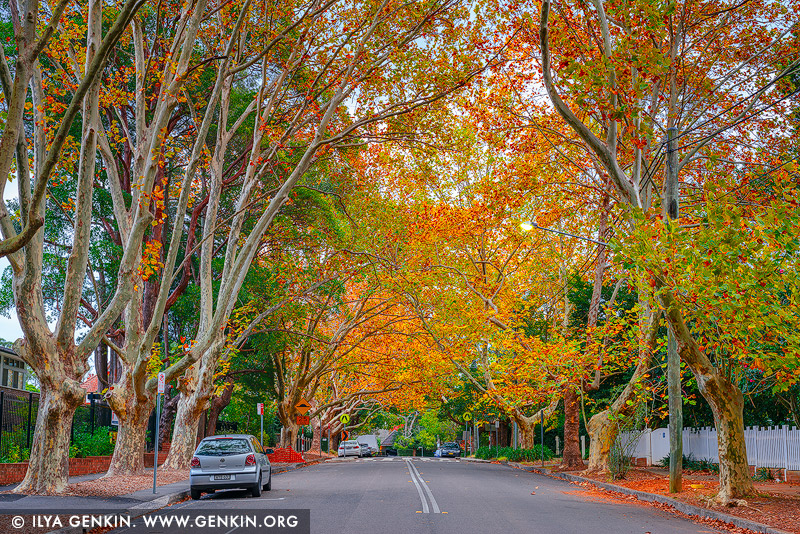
[443,442,459,448]
[196,438,251,456]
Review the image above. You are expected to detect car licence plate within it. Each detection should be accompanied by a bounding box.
[213,474,232,481]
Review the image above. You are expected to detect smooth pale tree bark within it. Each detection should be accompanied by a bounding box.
[278,403,302,449]
[0,0,145,257]
[101,0,215,477]
[586,300,658,473]
[164,0,489,469]
[11,0,152,494]
[657,281,754,503]
[538,0,776,501]
[162,343,221,469]
[105,371,156,475]
[509,400,559,449]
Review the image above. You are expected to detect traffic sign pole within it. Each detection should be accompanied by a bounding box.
[153,391,161,494]
[153,372,165,494]
[257,403,264,446]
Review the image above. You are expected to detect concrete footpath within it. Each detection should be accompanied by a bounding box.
[461,457,791,534]
[0,459,326,534]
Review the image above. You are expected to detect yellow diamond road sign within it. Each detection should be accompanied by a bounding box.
[340,413,350,424]
[463,412,473,422]
[295,399,312,415]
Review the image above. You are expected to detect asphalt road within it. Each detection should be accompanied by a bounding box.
[114,458,729,534]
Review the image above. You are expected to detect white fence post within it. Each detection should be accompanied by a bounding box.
[784,425,790,481]
[629,425,800,473]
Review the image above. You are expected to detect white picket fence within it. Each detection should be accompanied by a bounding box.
[620,426,800,470]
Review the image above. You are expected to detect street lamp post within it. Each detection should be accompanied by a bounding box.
[520,221,609,247]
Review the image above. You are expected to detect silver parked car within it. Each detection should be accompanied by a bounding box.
[338,440,362,457]
[190,434,272,500]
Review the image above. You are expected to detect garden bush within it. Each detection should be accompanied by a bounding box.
[657,453,720,474]
[474,445,554,462]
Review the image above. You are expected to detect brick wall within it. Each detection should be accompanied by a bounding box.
[0,448,170,486]
[145,451,169,468]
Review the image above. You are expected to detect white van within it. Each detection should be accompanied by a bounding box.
[356,435,379,456]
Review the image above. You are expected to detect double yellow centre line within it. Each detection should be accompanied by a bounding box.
[405,458,441,513]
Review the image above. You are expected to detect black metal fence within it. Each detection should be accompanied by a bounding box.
[0,390,117,462]
[0,389,37,461]
[73,397,114,440]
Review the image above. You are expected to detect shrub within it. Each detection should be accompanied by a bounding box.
[70,427,115,458]
[474,446,554,462]
[657,453,719,473]
[0,443,30,463]
[753,467,774,481]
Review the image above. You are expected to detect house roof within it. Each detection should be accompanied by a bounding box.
[80,373,99,394]
[381,430,399,447]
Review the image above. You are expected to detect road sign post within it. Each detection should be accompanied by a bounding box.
[153,372,165,494]
[462,413,473,455]
[257,403,264,446]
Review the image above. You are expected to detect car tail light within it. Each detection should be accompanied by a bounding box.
[245,454,256,466]
[190,457,200,467]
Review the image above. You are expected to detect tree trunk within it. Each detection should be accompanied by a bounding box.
[105,373,155,476]
[162,357,216,470]
[159,390,180,448]
[310,419,322,452]
[162,390,205,469]
[15,378,85,494]
[281,418,299,448]
[510,399,559,450]
[658,282,755,503]
[96,343,109,391]
[560,386,585,470]
[586,410,615,472]
[206,381,233,436]
[516,417,535,449]
[105,402,153,476]
[586,349,653,473]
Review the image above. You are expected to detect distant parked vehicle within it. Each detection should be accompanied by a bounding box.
[385,448,398,456]
[356,435,379,456]
[190,435,271,500]
[338,440,362,457]
[439,441,462,458]
[359,443,371,457]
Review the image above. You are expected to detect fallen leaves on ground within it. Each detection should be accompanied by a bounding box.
[66,469,189,497]
[577,468,800,534]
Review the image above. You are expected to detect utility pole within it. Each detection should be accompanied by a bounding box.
[666,126,683,493]
[540,410,545,467]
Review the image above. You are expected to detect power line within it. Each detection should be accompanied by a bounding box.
[670,61,800,145]
[676,87,800,152]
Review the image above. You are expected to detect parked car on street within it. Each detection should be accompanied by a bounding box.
[439,441,462,458]
[359,443,371,457]
[189,434,271,500]
[338,440,362,457]
[356,435,379,457]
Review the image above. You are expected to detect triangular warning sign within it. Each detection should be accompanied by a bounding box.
[295,399,312,414]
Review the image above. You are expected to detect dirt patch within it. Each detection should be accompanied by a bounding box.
[579,468,800,533]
